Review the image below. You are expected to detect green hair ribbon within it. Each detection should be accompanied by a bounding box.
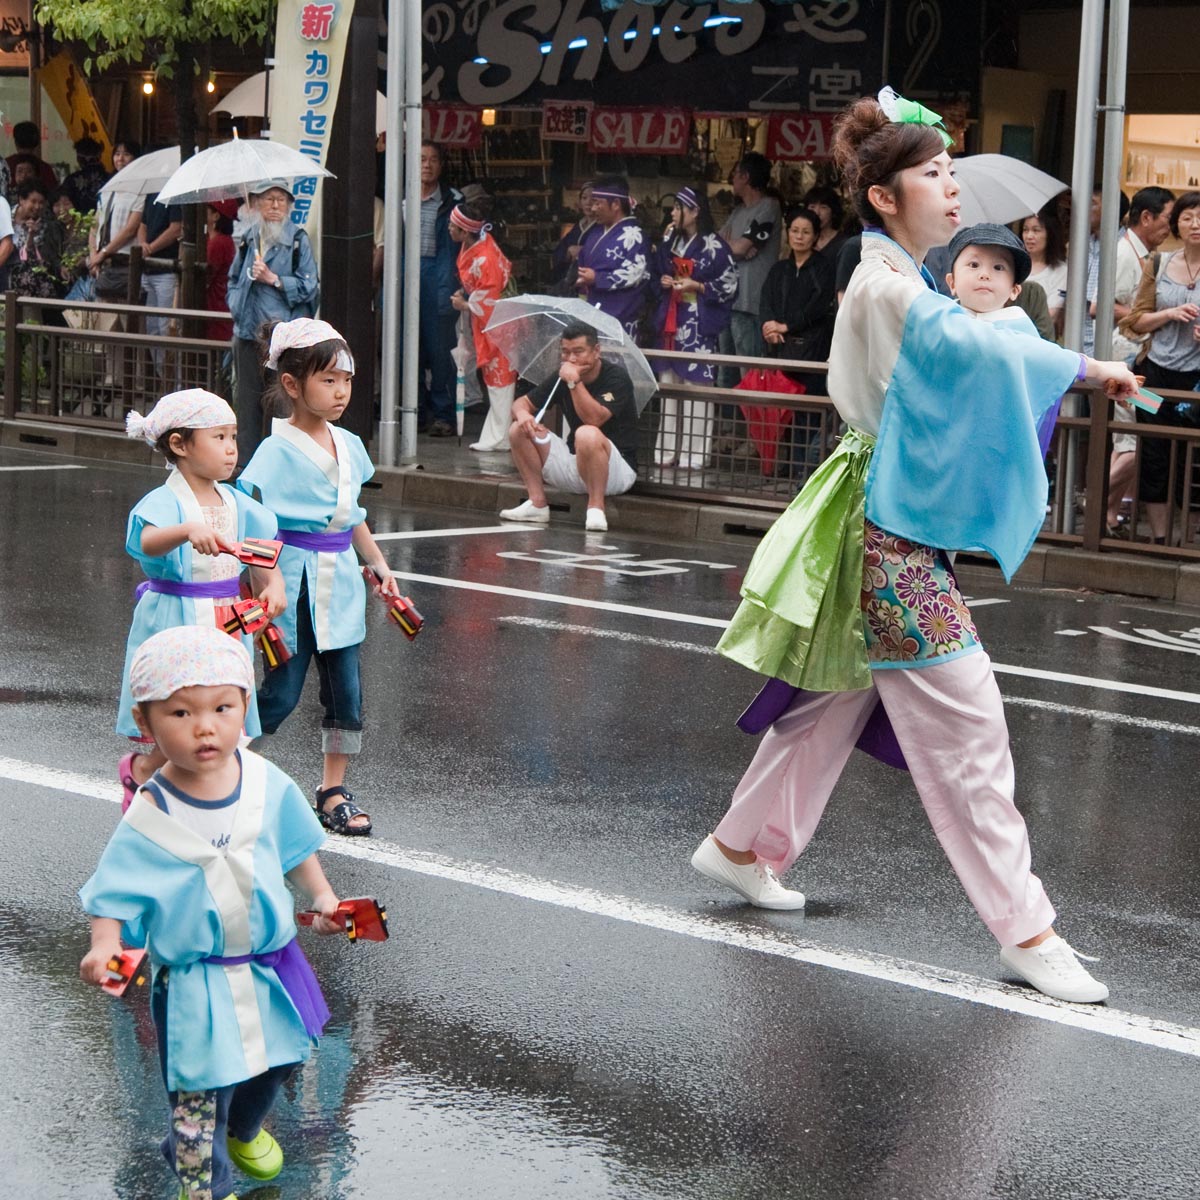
[877,86,954,149]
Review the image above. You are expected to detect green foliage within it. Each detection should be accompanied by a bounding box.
[34,0,274,75]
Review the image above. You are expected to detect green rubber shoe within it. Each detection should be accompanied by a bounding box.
[227,1127,284,1180]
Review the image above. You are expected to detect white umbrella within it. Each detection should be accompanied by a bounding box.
[98,145,187,199]
[155,132,334,205]
[954,154,1068,226]
[214,71,387,136]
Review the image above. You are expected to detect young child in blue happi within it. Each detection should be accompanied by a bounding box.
[118,390,285,809]
[81,625,344,1200]
[236,318,400,837]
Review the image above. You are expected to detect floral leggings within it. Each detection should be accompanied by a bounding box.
[153,971,295,1199]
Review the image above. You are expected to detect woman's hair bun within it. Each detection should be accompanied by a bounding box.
[831,97,890,187]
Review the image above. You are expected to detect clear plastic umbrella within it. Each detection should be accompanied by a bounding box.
[450,339,470,443]
[154,132,334,206]
[214,71,388,136]
[953,154,1068,226]
[98,145,188,199]
[484,294,658,413]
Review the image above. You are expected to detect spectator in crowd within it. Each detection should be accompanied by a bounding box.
[575,175,649,339]
[716,153,782,388]
[7,120,59,194]
[1083,185,1130,356]
[10,178,65,300]
[449,199,517,452]
[498,322,639,533]
[1103,185,1175,533]
[8,153,39,198]
[88,139,143,303]
[51,188,91,294]
[1022,205,1069,337]
[1119,191,1200,544]
[0,191,14,290]
[761,205,837,470]
[651,186,738,469]
[552,181,595,289]
[412,140,461,438]
[60,137,110,214]
[226,180,319,466]
[137,188,182,377]
[761,206,837,364]
[205,201,238,342]
[803,184,847,259]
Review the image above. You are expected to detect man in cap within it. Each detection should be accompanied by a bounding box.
[226,180,320,466]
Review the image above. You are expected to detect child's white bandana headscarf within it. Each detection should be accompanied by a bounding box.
[125,389,237,446]
[265,317,355,374]
[129,625,256,704]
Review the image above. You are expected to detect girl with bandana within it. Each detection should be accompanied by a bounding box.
[692,89,1139,1004]
[237,318,400,837]
[118,390,285,809]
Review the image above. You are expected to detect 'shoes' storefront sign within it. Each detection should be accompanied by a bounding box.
[422,0,983,112]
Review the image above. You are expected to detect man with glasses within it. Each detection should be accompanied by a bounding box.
[226,179,320,466]
[498,322,638,532]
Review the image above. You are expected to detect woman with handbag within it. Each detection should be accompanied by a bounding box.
[1118,190,1200,543]
[651,186,738,469]
[759,206,836,472]
[88,140,142,303]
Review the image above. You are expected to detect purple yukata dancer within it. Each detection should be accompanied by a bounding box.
[576,174,650,340]
[692,88,1140,1005]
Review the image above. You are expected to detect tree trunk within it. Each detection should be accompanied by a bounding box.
[174,39,203,324]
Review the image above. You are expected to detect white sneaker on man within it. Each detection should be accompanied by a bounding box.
[585,507,608,532]
[499,499,549,524]
[999,935,1109,1003]
[690,835,806,910]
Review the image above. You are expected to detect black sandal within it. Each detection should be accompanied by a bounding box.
[314,786,372,837]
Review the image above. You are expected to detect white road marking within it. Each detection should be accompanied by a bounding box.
[961,597,1008,607]
[391,569,729,629]
[373,525,543,541]
[396,573,1200,706]
[0,464,86,472]
[497,617,1200,736]
[10,753,1199,1060]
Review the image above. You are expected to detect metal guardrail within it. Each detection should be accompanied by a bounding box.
[1,295,1196,559]
[1,293,228,427]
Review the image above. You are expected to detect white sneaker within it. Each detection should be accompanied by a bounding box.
[690,835,806,910]
[499,499,549,524]
[470,440,509,452]
[585,507,608,532]
[999,934,1109,1003]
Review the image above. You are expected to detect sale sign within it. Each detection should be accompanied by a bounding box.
[589,108,691,156]
[766,114,836,162]
[423,105,482,150]
[542,100,593,142]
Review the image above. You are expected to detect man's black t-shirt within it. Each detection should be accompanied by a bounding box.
[141,193,183,271]
[524,359,638,470]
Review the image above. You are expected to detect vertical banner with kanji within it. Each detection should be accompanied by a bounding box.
[269,0,357,259]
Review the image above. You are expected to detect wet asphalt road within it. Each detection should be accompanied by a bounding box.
[2,448,1199,1200]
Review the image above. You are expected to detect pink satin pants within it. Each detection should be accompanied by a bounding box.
[713,650,1056,946]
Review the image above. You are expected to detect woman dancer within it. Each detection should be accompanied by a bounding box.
[691,89,1137,1004]
[651,186,737,469]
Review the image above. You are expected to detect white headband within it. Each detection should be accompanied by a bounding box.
[265,318,355,373]
[125,389,237,446]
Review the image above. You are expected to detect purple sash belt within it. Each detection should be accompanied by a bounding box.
[205,938,330,1038]
[134,578,241,602]
[277,528,353,553]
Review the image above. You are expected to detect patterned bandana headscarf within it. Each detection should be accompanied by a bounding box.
[450,205,490,235]
[129,625,256,703]
[265,317,355,373]
[125,389,237,446]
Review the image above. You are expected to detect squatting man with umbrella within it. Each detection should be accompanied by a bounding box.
[498,321,638,533]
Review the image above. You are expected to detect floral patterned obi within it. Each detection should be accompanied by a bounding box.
[860,520,980,667]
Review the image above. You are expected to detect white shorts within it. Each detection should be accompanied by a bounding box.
[539,431,637,496]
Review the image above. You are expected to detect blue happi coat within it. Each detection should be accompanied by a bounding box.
[117,472,277,736]
[79,750,326,1092]
[237,419,374,653]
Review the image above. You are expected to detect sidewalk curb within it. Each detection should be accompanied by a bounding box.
[4,417,1198,607]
